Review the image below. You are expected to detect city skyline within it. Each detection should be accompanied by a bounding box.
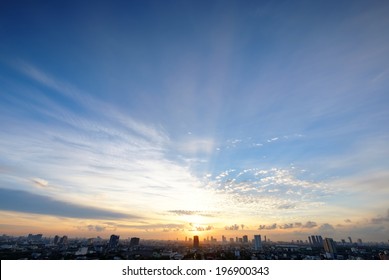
[1,1,389,242]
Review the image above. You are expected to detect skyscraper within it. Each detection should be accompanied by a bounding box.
[242,235,248,243]
[193,236,199,248]
[108,234,120,248]
[129,237,140,247]
[316,235,323,245]
[311,235,317,245]
[254,235,262,250]
[60,235,68,245]
[323,238,337,259]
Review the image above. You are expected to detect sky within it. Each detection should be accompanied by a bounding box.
[0,0,389,242]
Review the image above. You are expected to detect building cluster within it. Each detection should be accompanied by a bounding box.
[0,233,388,260]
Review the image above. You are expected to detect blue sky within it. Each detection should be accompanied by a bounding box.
[0,0,389,241]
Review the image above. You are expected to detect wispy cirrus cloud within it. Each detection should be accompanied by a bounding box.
[0,62,220,222]
[167,210,217,217]
[32,177,49,188]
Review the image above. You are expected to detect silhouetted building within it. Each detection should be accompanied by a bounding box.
[59,235,68,245]
[316,235,323,246]
[243,235,248,243]
[254,235,262,250]
[129,237,140,247]
[323,238,337,259]
[348,236,353,243]
[108,234,120,248]
[28,234,43,241]
[53,235,60,245]
[193,236,199,248]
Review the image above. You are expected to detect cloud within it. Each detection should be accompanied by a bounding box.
[258,223,277,230]
[277,203,296,209]
[344,219,352,223]
[0,188,136,220]
[167,210,216,217]
[204,167,331,218]
[0,62,222,224]
[317,223,335,235]
[225,224,240,230]
[302,221,318,228]
[258,221,318,230]
[87,225,106,232]
[371,209,389,224]
[190,225,214,231]
[32,178,48,188]
[279,223,294,229]
[267,137,279,143]
[111,222,186,231]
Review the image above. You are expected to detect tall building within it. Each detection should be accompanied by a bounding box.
[254,235,262,250]
[129,237,140,247]
[323,238,337,259]
[222,235,227,243]
[193,236,199,248]
[108,234,120,248]
[60,235,68,245]
[53,235,60,245]
[311,235,317,245]
[348,236,353,244]
[316,235,323,245]
[242,235,248,243]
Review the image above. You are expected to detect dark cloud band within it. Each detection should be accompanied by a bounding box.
[0,188,137,220]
